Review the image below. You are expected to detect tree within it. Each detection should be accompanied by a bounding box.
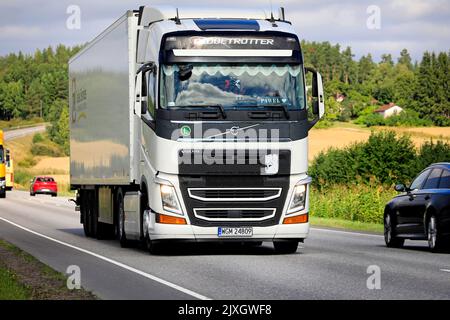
[398,49,413,70]
[381,54,394,66]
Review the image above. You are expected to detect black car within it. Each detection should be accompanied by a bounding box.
[384,162,450,252]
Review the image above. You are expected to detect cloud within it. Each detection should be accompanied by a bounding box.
[0,26,43,39]
[0,0,448,60]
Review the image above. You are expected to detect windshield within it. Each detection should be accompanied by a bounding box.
[160,64,305,110]
[0,146,3,163]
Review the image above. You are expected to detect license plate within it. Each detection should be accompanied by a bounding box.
[218,227,253,238]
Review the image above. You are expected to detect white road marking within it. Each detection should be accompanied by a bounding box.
[440,269,450,273]
[0,216,210,300]
[311,227,383,238]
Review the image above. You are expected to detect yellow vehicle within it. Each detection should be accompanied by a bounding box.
[5,148,13,191]
[0,130,6,198]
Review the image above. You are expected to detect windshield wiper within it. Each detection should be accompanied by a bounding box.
[175,104,227,119]
[257,104,290,119]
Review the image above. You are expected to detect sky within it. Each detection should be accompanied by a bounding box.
[0,0,449,62]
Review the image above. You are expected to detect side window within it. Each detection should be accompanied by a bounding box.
[410,169,431,190]
[423,169,442,189]
[147,72,156,118]
[439,170,450,189]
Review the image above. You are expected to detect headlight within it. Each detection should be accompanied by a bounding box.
[160,184,183,215]
[287,184,307,214]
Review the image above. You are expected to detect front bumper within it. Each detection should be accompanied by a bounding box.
[35,189,57,194]
[148,212,309,241]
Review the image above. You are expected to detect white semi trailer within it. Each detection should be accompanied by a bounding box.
[69,6,325,254]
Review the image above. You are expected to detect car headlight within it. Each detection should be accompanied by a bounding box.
[287,183,307,214]
[160,184,183,215]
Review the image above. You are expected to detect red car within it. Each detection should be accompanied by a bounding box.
[30,177,58,197]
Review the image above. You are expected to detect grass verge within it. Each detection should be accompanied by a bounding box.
[0,239,96,300]
[309,216,383,234]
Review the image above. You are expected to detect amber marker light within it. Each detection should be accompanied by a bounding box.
[157,213,187,225]
[283,214,308,224]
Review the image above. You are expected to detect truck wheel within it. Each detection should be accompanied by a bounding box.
[145,236,164,255]
[82,191,92,237]
[273,240,299,254]
[89,191,98,238]
[0,192,5,199]
[384,213,404,248]
[117,191,129,247]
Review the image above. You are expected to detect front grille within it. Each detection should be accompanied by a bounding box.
[188,188,281,201]
[193,208,276,221]
[179,175,290,227]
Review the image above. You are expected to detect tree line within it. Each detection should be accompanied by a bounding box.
[302,42,449,126]
[0,43,448,153]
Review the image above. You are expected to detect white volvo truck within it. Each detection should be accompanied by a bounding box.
[69,6,325,254]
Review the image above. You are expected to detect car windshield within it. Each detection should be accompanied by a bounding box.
[160,64,305,110]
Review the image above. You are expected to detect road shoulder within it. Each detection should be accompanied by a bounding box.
[0,239,96,300]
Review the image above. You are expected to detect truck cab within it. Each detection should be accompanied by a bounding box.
[70,6,324,254]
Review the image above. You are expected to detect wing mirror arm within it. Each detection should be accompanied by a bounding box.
[305,66,325,130]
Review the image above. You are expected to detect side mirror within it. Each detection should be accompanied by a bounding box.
[394,184,407,192]
[305,67,325,127]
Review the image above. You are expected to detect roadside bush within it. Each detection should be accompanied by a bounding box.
[310,131,417,189]
[17,156,37,168]
[14,169,34,188]
[415,140,450,173]
[384,111,433,127]
[356,113,385,127]
[32,133,44,144]
[310,184,397,224]
[356,110,434,127]
[31,141,64,157]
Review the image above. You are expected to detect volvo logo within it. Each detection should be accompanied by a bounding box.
[229,126,240,136]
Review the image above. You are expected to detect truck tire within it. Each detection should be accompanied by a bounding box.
[273,240,298,254]
[0,191,5,199]
[116,190,129,247]
[89,190,98,238]
[81,191,92,237]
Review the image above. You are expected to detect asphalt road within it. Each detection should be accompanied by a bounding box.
[0,190,449,300]
[4,125,46,141]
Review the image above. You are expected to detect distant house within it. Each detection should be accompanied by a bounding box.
[374,103,403,118]
[335,94,345,103]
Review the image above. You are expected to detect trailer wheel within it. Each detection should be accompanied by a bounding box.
[117,190,129,247]
[89,190,98,238]
[81,191,92,237]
